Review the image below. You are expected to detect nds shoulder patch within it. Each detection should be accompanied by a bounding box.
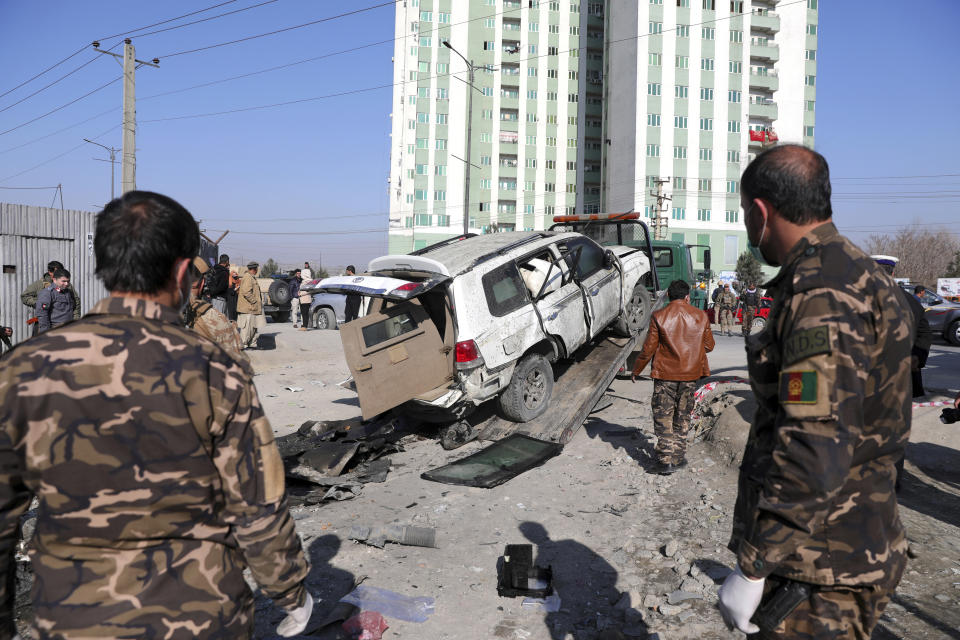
[779,370,818,404]
[782,326,831,367]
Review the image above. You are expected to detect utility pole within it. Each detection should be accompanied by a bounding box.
[650,178,672,240]
[92,40,159,194]
[83,138,119,201]
[443,40,482,236]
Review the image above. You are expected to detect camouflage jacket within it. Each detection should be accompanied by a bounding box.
[729,222,913,588]
[185,297,250,371]
[0,297,308,639]
[717,291,738,311]
[20,273,81,319]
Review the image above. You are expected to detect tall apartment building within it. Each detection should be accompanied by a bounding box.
[388,0,602,253]
[604,0,818,273]
[387,0,818,265]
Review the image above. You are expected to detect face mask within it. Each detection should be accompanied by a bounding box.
[745,203,778,267]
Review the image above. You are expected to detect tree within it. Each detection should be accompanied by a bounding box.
[944,250,960,278]
[735,251,763,293]
[865,227,960,287]
[259,258,279,278]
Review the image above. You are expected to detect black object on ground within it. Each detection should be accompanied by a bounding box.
[497,544,553,598]
[349,524,438,549]
[421,434,562,488]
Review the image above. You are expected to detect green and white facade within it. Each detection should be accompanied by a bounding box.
[603,0,818,273]
[387,0,818,262]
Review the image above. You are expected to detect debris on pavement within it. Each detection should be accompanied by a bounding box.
[284,385,304,392]
[342,611,389,640]
[421,434,563,488]
[497,544,553,598]
[339,585,436,623]
[349,524,438,549]
[520,593,562,612]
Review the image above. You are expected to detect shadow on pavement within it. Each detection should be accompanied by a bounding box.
[897,443,960,529]
[256,332,278,350]
[583,416,659,472]
[518,521,644,640]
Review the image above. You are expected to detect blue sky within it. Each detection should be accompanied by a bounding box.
[0,1,956,269]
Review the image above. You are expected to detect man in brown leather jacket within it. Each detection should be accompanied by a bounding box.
[631,280,715,474]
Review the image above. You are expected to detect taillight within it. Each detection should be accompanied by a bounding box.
[390,282,422,297]
[455,340,484,369]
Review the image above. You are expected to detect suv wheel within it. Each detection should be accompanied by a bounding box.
[498,353,554,422]
[268,280,292,305]
[948,319,960,346]
[615,284,653,338]
[313,307,336,330]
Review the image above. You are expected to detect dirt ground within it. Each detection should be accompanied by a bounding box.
[239,324,960,640]
[11,322,960,639]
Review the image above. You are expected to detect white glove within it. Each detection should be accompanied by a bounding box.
[718,563,765,634]
[277,591,314,637]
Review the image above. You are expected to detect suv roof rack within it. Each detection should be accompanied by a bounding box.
[469,232,553,270]
[411,233,478,256]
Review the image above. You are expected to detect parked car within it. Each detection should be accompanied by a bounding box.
[900,283,960,345]
[317,229,656,424]
[307,288,347,330]
[705,296,773,333]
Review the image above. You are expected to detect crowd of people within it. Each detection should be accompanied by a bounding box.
[0,145,949,639]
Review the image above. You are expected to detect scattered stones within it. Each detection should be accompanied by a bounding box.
[934,594,951,603]
[643,594,661,609]
[663,540,678,558]
[680,577,702,593]
[658,603,684,616]
[667,590,702,605]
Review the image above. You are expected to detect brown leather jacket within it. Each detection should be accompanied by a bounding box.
[632,299,715,381]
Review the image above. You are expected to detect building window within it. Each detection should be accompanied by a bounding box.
[546,137,557,146]
[701,27,715,40]
[649,53,662,66]
[529,44,538,54]
[568,93,578,102]
[481,155,492,166]
[805,49,817,61]
[699,148,712,161]
[526,158,537,168]
[700,87,714,100]
[570,26,580,35]
[436,139,447,150]
[701,57,715,71]
[805,74,816,86]
[676,55,689,69]
[545,183,555,192]
[437,88,448,100]
[703,0,715,9]
[549,24,560,34]
[435,190,447,201]
[567,138,577,147]
[697,208,710,221]
[725,210,738,223]
[415,164,428,175]
[674,115,688,128]
[699,117,713,130]
[646,144,660,157]
[805,125,815,137]
[416,138,429,149]
[415,214,431,226]
[420,11,432,21]
[649,22,663,34]
[526,135,537,145]
[698,178,711,191]
[436,113,448,124]
[730,61,743,74]
[482,17,495,28]
[730,0,743,11]
[675,85,689,98]
[437,62,449,74]
[420,37,431,47]
[480,179,492,189]
[527,90,538,99]
[677,0,690,6]
[546,160,556,169]
[648,83,662,96]
[673,146,687,159]
[728,120,741,132]
[673,177,686,189]
[672,207,686,220]
[647,114,661,127]
[406,194,414,204]
[677,24,690,37]
[483,41,496,50]
[418,61,429,73]
[727,180,738,193]
[415,189,427,200]
[730,30,743,43]
[806,24,818,36]
[480,133,492,143]
[435,165,447,176]
[728,90,741,103]
[727,150,740,162]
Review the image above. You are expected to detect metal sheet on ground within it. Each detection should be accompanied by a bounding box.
[420,434,563,488]
[476,332,635,444]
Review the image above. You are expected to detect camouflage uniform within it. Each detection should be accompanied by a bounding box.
[718,290,738,335]
[741,288,761,336]
[0,297,308,639]
[728,223,912,638]
[651,380,698,464]
[184,297,250,370]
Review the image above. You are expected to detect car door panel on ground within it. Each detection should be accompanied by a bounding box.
[559,237,621,337]
[340,299,451,420]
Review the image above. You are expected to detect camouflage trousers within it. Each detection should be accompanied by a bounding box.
[742,306,757,336]
[749,577,897,639]
[651,379,697,464]
[719,308,736,334]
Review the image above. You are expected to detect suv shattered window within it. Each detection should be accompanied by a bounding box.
[362,310,418,347]
[483,262,530,316]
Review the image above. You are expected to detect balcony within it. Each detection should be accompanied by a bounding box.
[751,10,780,32]
[501,63,520,78]
[502,40,521,55]
[750,42,779,62]
[749,70,779,91]
[748,98,778,120]
[503,18,522,33]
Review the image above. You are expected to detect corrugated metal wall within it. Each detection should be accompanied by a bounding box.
[0,202,108,347]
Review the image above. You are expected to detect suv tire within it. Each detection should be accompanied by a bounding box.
[268,280,292,305]
[615,284,653,339]
[498,353,554,422]
[313,307,336,330]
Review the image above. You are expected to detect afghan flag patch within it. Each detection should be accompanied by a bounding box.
[779,370,817,404]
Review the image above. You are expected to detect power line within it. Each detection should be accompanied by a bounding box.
[0,125,118,183]
[158,1,400,59]
[833,173,960,180]
[0,56,104,115]
[0,45,89,101]
[0,107,115,156]
[97,0,242,41]
[0,75,121,138]
[0,185,60,190]
[123,0,284,40]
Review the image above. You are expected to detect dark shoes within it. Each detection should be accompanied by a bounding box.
[652,458,688,475]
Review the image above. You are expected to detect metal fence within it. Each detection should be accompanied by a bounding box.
[0,202,108,347]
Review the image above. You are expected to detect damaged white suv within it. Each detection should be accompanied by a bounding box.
[318,229,655,424]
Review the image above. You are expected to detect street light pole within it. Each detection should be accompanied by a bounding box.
[444,40,476,237]
[83,138,119,201]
